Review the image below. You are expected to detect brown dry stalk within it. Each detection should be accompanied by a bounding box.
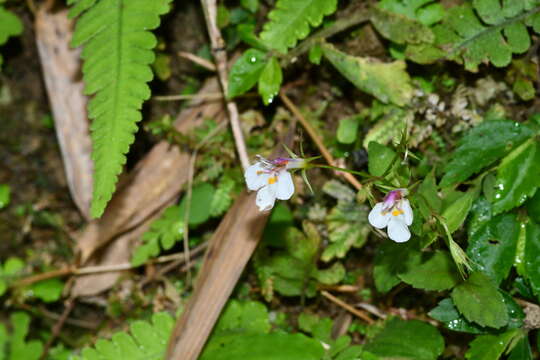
[279,91,363,190]
[200,0,250,170]
[321,290,375,324]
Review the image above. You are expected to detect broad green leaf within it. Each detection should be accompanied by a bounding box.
[336,115,360,144]
[314,262,345,285]
[490,138,540,214]
[241,0,258,13]
[430,294,523,334]
[0,257,24,296]
[465,329,521,360]
[8,312,42,360]
[441,121,533,187]
[364,318,444,360]
[378,0,444,26]
[257,56,282,105]
[508,336,533,360]
[373,241,422,293]
[451,272,508,328]
[322,202,369,261]
[525,190,540,223]
[0,6,23,66]
[0,184,10,209]
[29,278,64,303]
[70,0,173,218]
[215,300,270,334]
[367,141,397,177]
[399,251,460,291]
[442,190,475,233]
[466,214,520,284]
[210,176,235,217]
[433,2,537,71]
[178,183,215,226]
[429,298,485,334]
[75,312,173,360]
[524,221,540,296]
[371,6,434,45]
[228,49,267,98]
[298,313,333,343]
[322,43,413,106]
[201,333,324,360]
[416,171,442,216]
[259,0,337,53]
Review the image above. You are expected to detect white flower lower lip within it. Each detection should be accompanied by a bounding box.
[244,156,296,211]
[368,189,413,243]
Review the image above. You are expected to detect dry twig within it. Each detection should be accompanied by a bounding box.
[178,51,217,71]
[200,0,250,170]
[279,91,363,190]
[321,290,375,324]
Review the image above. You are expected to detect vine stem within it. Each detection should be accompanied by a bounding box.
[279,91,363,190]
[200,0,250,170]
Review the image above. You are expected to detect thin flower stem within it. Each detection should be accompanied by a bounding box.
[279,91,363,190]
[312,163,369,177]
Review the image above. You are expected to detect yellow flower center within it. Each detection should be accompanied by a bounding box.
[391,209,404,216]
[268,176,277,184]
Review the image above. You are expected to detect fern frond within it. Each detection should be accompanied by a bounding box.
[76,312,174,360]
[410,0,540,71]
[69,0,172,218]
[259,0,337,53]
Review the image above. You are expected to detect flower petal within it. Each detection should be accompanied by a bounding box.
[275,171,294,200]
[245,162,268,191]
[387,218,411,243]
[401,199,413,226]
[256,185,276,211]
[368,202,390,229]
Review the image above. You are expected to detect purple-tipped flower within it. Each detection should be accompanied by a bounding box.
[368,189,413,243]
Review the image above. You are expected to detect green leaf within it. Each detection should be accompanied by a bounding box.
[466,214,520,284]
[508,336,533,360]
[29,278,64,303]
[378,0,444,26]
[257,56,282,105]
[131,205,184,266]
[210,176,235,217]
[336,115,360,144]
[308,43,322,64]
[490,138,540,214]
[228,49,267,98]
[215,300,271,334]
[76,312,174,360]
[451,272,508,328]
[201,333,324,360]
[0,184,10,209]
[371,6,434,45]
[259,0,337,53]
[322,202,370,262]
[241,0,258,13]
[7,312,43,360]
[0,257,24,296]
[367,141,397,177]
[524,221,540,296]
[429,298,485,334]
[70,0,173,218]
[314,262,345,285]
[178,183,216,226]
[364,318,444,360]
[373,241,422,293]
[441,190,475,233]
[0,7,22,45]
[465,329,521,360]
[322,43,413,106]
[526,184,540,223]
[399,251,460,291]
[432,2,539,71]
[441,120,534,187]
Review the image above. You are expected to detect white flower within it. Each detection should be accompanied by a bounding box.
[368,189,413,243]
[244,156,304,211]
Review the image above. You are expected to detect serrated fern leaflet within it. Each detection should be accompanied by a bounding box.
[69,0,171,218]
[260,0,337,53]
